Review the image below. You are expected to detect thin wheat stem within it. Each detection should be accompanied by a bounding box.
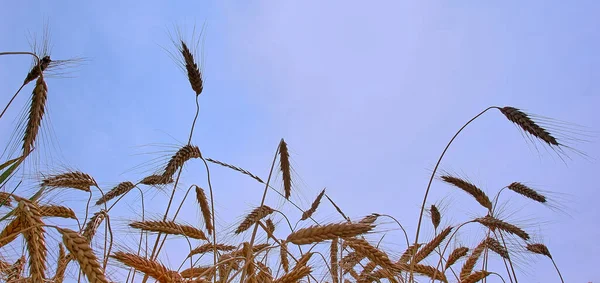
[550,258,564,283]
[239,142,280,283]
[0,52,42,116]
[413,106,495,278]
[144,93,201,283]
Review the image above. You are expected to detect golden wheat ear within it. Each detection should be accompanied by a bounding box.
[22,75,48,156]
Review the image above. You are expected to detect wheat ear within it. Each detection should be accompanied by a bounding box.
[57,227,108,283]
[194,185,213,235]
[286,222,374,245]
[22,75,48,155]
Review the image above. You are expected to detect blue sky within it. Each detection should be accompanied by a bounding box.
[1,1,599,282]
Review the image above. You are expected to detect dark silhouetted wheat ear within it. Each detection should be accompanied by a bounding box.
[526,243,552,259]
[180,41,203,96]
[441,175,492,211]
[279,139,292,199]
[301,188,325,220]
[507,182,546,203]
[499,106,559,146]
[474,215,530,240]
[430,204,441,230]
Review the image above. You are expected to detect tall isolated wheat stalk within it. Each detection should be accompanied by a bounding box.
[0,23,589,283]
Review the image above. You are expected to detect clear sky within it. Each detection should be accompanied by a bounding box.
[1,1,599,282]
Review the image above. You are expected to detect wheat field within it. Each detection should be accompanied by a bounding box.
[1,3,599,283]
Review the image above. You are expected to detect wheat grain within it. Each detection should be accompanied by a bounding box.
[16,200,47,282]
[484,237,509,259]
[57,228,108,283]
[462,270,491,283]
[460,240,485,280]
[474,216,530,240]
[83,210,107,242]
[430,205,441,230]
[273,265,311,283]
[278,139,292,200]
[507,182,546,203]
[206,158,264,183]
[526,243,552,259]
[162,144,201,178]
[398,243,421,264]
[0,217,22,248]
[194,185,213,235]
[287,222,374,245]
[189,243,236,257]
[444,246,468,269]
[301,188,325,221]
[345,238,393,269]
[279,240,290,273]
[441,175,492,211]
[96,181,135,205]
[412,226,453,263]
[42,171,97,192]
[140,174,174,185]
[130,220,207,240]
[180,41,203,96]
[39,205,77,219]
[331,237,339,283]
[111,251,182,283]
[22,75,48,155]
[235,205,275,234]
[499,106,559,146]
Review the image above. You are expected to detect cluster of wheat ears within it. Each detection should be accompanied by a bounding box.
[0,26,584,283]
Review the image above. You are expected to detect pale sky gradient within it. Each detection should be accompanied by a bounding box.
[1,1,599,282]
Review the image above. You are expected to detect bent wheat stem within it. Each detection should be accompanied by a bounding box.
[412,106,495,278]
